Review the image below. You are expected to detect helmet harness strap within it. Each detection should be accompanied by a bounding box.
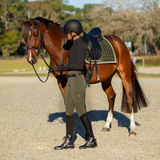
[70,32,79,41]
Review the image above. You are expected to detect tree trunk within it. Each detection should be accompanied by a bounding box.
[157,50,160,60]
[150,40,160,60]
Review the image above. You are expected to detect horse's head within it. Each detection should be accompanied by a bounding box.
[19,18,43,65]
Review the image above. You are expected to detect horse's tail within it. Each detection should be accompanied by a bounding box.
[121,62,148,113]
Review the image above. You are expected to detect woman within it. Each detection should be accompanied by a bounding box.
[54,19,97,150]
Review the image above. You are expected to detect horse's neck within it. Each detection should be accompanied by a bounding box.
[43,25,66,67]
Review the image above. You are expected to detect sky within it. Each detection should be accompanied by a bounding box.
[67,0,103,8]
[29,0,103,9]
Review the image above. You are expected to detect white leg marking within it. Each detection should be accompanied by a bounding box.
[104,110,113,128]
[130,109,136,132]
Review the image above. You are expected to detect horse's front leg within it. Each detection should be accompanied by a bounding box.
[101,81,116,132]
[58,81,65,97]
[57,75,67,97]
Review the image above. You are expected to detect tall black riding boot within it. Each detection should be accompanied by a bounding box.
[54,115,75,150]
[79,113,97,149]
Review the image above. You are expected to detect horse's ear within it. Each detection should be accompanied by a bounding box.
[29,18,36,26]
[19,20,27,26]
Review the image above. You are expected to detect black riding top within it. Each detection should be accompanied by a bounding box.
[65,37,86,71]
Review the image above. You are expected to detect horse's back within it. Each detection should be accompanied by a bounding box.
[87,35,133,83]
[103,35,132,73]
[103,35,130,57]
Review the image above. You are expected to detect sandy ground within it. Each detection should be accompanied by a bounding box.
[0,76,160,160]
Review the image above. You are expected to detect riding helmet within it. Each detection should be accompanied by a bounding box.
[61,19,83,34]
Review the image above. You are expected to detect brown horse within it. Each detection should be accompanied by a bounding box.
[19,17,148,136]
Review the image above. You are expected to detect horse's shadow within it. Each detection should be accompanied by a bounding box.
[48,110,140,141]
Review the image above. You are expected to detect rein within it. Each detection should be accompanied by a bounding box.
[26,20,65,83]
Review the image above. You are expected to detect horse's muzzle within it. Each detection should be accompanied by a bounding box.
[27,57,37,65]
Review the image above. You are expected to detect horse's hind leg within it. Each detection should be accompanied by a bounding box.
[117,71,136,136]
[123,80,136,136]
[101,79,116,132]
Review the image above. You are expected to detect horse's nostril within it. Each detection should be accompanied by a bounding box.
[28,57,37,65]
[27,58,34,64]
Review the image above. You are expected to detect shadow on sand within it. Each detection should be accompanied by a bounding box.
[48,110,140,141]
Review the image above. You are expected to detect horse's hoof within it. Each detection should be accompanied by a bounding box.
[102,127,110,132]
[129,131,137,136]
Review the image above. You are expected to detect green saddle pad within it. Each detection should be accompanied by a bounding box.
[85,36,117,64]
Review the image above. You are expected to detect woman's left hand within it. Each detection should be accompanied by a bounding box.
[58,64,65,72]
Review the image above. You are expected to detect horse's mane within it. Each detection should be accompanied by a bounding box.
[34,17,60,29]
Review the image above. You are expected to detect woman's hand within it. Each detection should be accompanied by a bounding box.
[58,64,65,72]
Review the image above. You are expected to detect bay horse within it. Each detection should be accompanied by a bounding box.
[19,17,148,136]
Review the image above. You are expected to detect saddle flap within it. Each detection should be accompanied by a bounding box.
[82,31,92,51]
[82,31,102,60]
[88,35,101,60]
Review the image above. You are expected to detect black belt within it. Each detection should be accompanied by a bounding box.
[66,72,83,78]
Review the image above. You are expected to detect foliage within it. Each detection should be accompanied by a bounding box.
[0,0,160,60]
[0,30,18,56]
[88,0,160,59]
[0,0,28,56]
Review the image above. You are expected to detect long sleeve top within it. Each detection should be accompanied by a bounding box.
[65,37,86,71]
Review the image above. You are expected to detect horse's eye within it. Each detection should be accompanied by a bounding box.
[35,34,38,38]
[23,34,26,38]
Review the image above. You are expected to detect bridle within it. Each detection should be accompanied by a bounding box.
[26,21,42,56]
[26,20,64,83]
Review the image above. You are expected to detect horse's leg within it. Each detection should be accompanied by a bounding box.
[123,81,136,136]
[130,108,136,136]
[58,81,65,97]
[57,75,67,97]
[117,71,136,136]
[101,79,116,132]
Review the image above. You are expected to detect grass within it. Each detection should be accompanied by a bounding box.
[0,73,51,77]
[1,72,160,77]
[1,56,160,72]
[138,73,160,77]
[0,57,50,72]
[0,57,160,77]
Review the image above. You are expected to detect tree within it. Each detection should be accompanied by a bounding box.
[0,30,18,56]
[28,1,58,21]
[140,0,160,58]
[0,0,28,56]
[86,4,115,34]
[89,0,160,58]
